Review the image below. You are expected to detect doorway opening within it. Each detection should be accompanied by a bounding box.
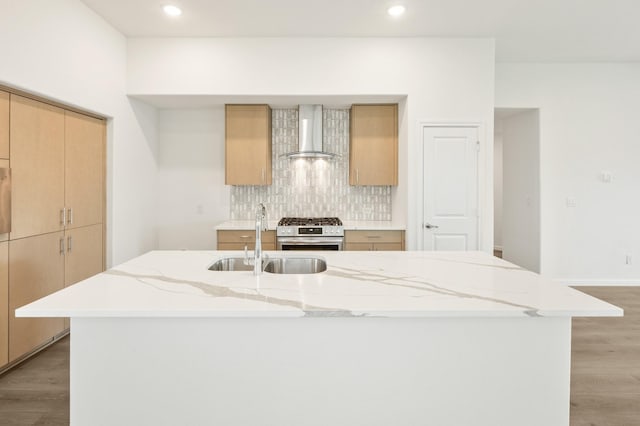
[494,108,541,272]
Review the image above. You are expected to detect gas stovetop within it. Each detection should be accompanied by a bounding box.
[277,217,342,227]
[276,217,344,237]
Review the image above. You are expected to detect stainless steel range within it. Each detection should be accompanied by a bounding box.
[276,217,344,250]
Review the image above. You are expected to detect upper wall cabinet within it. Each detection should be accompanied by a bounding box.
[349,104,398,186]
[0,91,9,159]
[225,104,272,185]
[10,95,65,239]
[65,111,104,229]
[10,96,105,240]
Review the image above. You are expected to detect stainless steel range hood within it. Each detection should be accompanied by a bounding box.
[286,105,336,159]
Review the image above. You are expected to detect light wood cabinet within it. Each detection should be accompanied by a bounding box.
[0,91,8,159]
[217,230,276,251]
[65,111,104,229]
[9,232,65,362]
[10,95,65,239]
[344,230,405,251]
[64,224,104,287]
[9,97,105,239]
[63,224,104,329]
[1,90,106,369]
[349,104,398,186]
[0,159,9,243]
[0,242,8,366]
[225,105,272,185]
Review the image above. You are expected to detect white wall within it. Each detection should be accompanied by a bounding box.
[127,38,496,252]
[0,0,158,266]
[496,64,640,284]
[500,110,540,273]
[156,108,229,249]
[494,121,503,249]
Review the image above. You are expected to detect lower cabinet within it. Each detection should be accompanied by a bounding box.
[344,230,405,251]
[217,230,276,251]
[7,224,104,364]
[65,224,104,287]
[9,232,65,362]
[0,242,8,366]
[63,224,104,329]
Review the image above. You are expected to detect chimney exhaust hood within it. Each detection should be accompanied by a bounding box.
[285,105,336,159]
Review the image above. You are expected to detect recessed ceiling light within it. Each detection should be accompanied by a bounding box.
[387,5,406,17]
[163,5,182,17]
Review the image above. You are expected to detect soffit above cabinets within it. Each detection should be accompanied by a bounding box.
[128,94,406,110]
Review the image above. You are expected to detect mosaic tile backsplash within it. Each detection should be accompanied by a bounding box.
[230,108,392,221]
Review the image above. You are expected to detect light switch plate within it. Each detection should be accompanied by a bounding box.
[566,196,576,207]
[600,171,613,183]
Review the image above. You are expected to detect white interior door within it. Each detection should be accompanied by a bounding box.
[422,126,479,250]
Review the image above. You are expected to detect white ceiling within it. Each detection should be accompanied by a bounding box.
[80,0,640,62]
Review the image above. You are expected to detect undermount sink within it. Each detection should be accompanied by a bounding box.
[208,257,254,272]
[264,257,327,274]
[208,256,327,274]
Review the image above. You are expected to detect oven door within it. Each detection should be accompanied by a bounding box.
[277,237,343,251]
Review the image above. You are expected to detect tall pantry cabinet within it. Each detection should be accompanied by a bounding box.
[0,90,10,366]
[1,92,105,367]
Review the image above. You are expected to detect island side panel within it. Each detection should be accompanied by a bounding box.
[71,317,571,426]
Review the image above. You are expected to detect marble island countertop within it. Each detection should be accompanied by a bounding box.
[16,251,622,319]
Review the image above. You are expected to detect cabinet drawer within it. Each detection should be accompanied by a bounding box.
[344,242,372,251]
[218,242,276,251]
[344,241,404,251]
[217,230,275,245]
[344,230,404,244]
[372,242,403,251]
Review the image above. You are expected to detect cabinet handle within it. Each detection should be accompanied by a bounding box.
[261,168,265,183]
[366,235,381,239]
[239,235,251,239]
[67,208,73,225]
[67,236,72,252]
[356,169,359,185]
[59,237,65,255]
[60,208,66,226]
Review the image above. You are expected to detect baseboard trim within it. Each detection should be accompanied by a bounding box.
[556,279,640,287]
[0,329,69,376]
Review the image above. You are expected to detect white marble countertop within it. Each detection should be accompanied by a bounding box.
[216,220,279,230]
[341,221,405,230]
[215,220,405,231]
[16,251,621,319]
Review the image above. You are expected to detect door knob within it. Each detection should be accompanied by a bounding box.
[424,223,439,229]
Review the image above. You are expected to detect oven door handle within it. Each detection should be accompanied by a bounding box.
[276,237,345,245]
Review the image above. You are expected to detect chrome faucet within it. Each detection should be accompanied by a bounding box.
[244,203,268,275]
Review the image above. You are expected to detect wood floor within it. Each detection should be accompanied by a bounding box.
[0,287,637,426]
[0,337,69,426]
[570,287,640,426]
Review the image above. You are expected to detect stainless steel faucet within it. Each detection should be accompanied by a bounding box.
[248,203,268,275]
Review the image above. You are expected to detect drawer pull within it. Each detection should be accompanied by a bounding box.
[366,235,381,239]
[239,235,251,239]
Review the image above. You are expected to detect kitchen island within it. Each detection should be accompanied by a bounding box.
[17,251,621,426]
